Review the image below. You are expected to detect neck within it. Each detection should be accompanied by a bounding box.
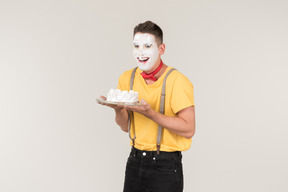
[154,63,167,80]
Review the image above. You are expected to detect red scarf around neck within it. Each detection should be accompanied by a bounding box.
[140,60,163,81]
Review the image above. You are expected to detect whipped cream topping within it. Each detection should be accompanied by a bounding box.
[107,89,139,103]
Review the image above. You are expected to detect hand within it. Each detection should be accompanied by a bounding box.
[121,99,153,117]
[97,96,124,111]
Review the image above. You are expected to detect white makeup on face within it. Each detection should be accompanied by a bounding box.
[133,33,160,72]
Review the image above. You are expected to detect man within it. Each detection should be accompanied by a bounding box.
[98,21,195,192]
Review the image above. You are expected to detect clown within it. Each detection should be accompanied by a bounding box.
[98,21,196,192]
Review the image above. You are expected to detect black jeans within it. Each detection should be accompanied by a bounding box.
[123,147,183,192]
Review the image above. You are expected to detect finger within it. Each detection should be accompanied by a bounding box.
[140,99,147,105]
[100,95,107,100]
[124,105,142,112]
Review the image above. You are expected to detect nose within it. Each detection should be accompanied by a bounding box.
[138,48,144,56]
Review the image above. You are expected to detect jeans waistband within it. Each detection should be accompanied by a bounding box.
[130,147,182,158]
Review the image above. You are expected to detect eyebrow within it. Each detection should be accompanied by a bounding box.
[132,42,154,46]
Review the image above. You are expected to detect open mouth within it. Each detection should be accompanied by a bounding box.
[137,57,150,63]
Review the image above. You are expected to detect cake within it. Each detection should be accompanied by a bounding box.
[107,89,139,103]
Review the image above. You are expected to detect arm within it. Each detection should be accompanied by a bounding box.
[114,108,129,132]
[123,99,195,139]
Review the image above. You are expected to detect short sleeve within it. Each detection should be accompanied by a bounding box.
[170,75,194,114]
[117,70,131,91]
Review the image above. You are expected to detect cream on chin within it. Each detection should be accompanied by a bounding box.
[134,51,158,71]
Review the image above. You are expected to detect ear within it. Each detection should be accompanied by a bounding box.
[159,43,165,55]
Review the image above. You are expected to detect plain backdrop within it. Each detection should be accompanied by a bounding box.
[1,0,288,191]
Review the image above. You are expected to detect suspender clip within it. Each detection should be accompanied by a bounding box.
[132,139,135,149]
[156,144,160,155]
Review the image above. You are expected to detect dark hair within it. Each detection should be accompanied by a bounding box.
[133,21,163,46]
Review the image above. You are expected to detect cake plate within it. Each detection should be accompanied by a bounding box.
[96,97,142,106]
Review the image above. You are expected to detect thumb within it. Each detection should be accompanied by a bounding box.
[140,99,147,105]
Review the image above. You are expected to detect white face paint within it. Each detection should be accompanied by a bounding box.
[133,33,160,72]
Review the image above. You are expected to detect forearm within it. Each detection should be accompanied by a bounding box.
[115,108,129,132]
[145,108,195,139]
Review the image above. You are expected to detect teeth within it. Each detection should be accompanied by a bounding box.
[138,57,149,61]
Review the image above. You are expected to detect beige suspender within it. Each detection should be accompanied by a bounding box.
[128,67,137,148]
[156,68,176,154]
[128,67,176,155]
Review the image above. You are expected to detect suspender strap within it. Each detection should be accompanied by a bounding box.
[130,67,137,91]
[128,67,176,154]
[128,67,137,148]
[156,68,176,154]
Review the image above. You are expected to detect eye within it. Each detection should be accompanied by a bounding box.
[133,44,139,48]
[145,44,152,48]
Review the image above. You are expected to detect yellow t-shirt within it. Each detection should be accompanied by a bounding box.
[117,66,195,152]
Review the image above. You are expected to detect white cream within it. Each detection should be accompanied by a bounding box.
[133,33,160,72]
[107,89,139,103]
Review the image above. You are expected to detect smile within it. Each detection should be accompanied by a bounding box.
[137,57,150,63]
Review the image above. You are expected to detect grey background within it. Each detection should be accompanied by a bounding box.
[1,0,288,191]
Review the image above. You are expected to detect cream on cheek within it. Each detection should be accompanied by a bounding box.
[133,34,159,71]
